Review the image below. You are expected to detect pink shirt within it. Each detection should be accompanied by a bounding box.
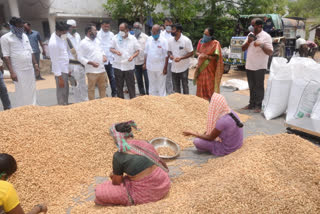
[245,30,273,71]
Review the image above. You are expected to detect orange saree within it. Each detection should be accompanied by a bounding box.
[194,39,224,101]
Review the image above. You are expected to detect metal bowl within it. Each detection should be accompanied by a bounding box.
[150,137,181,159]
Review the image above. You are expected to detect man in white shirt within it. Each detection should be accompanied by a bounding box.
[97,20,117,97]
[144,24,168,96]
[48,21,71,105]
[133,22,149,95]
[110,22,140,99]
[241,18,273,113]
[168,23,194,94]
[66,19,88,103]
[1,17,39,107]
[295,35,308,57]
[78,25,107,100]
[160,18,174,95]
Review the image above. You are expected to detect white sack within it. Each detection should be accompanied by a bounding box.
[262,57,291,120]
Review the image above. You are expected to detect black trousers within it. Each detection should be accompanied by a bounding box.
[246,69,265,108]
[135,64,149,95]
[114,68,136,99]
[172,69,189,94]
[104,63,117,97]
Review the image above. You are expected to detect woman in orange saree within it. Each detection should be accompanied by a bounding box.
[194,27,224,101]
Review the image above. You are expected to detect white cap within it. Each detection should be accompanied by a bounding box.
[67,19,76,27]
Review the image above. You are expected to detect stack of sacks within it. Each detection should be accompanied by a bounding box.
[262,57,291,120]
[286,58,320,121]
[262,57,320,121]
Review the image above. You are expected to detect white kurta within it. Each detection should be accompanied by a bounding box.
[67,32,88,102]
[145,36,168,96]
[0,32,36,107]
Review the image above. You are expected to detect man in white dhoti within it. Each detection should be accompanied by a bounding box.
[143,24,168,96]
[66,19,88,103]
[0,17,38,107]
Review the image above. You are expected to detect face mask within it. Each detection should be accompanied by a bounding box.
[201,35,212,44]
[119,31,126,37]
[71,29,77,34]
[10,25,24,40]
[89,33,96,40]
[171,32,176,37]
[134,29,141,38]
[165,26,172,32]
[129,30,134,35]
[248,25,254,33]
[61,34,67,40]
[152,34,160,40]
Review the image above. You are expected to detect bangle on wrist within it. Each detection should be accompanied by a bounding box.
[260,43,264,49]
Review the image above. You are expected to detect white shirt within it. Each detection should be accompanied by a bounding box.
[111,34,141,71]
[135,32,149,65]
[168,34,193,73]
[296,38,307,49]
[78,37,106,74]
[67,32,81,60]
[245,31,273,71]
[0,32,34,72]
[97,30,115,64]
[145,36,168,71]
[160,30,173,63]
[48,33,70,76]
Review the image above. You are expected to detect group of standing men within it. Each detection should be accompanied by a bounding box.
[0,16,195,109]
[48,17,195,106]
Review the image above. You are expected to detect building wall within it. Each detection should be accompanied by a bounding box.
[0,0,12,23]
[50,0,108,17]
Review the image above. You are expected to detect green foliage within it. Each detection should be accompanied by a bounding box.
[102,0,294,47]
[288,0,320,18]
[160,0,203,23]
[236,0,288,16]
[103,0,159,23]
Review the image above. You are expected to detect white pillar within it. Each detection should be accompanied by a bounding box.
[8,0,20,17]
[48,15,56,35]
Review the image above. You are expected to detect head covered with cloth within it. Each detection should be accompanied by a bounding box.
[95,120,171,206]
[183,93,243,156]
[109,120,139,152]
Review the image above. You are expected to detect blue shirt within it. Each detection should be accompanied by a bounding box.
[26,30,41,53]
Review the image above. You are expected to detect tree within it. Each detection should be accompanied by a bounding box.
[160,0,203,23]
[103,0,159,24]
[288,0,320,18]
[235,0,288,16]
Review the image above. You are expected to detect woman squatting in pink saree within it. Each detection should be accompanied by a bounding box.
[95,121,171,206]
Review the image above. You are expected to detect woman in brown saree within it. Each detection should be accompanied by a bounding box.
[194,27,224,101]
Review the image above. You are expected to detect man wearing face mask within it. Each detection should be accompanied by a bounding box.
[48,21,71,105]
[66,19,88,103]
[143,24,168,96]
[242,18,273,113]
[97,20,117,97]
[24,22,46,80]
[78,24,107,100]
[168,23,194,95]
[110,22,140,99]
[248,19,255,34]
[1,17,39,107]
[133,22,149,95]
[160,18,174,95]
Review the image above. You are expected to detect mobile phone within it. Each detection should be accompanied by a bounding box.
[248,33,257,41]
